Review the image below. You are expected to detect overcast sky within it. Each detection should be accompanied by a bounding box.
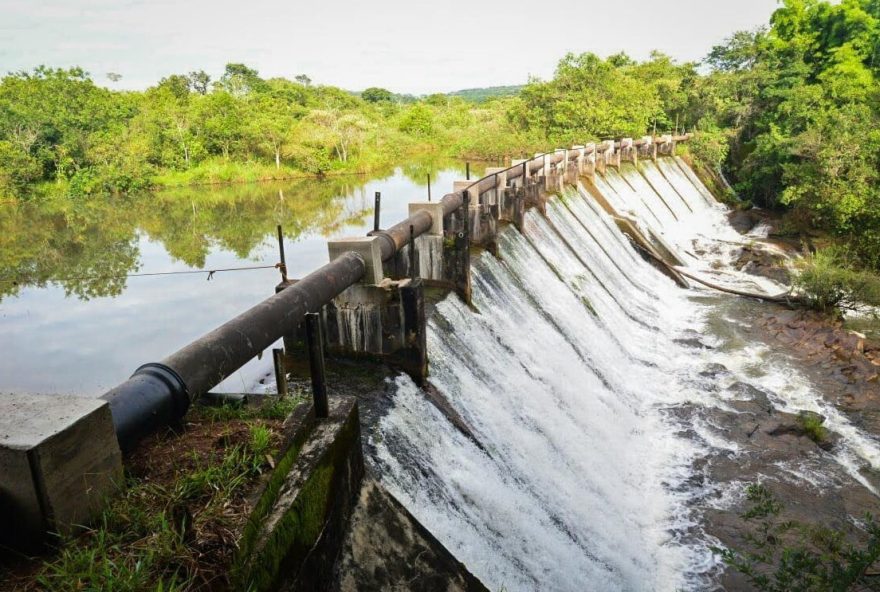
[1,0,780,94]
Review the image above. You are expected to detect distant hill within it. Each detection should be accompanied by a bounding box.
[447,85,523,102]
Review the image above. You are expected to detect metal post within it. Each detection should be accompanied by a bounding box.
[373,191,381,232]
[272,348,288,398]
[305,312,328,418]
[276,224,288,282]
[409,224,417,280]
[466,162,470,180]
[462,190,470,244]
[427,173,432,202]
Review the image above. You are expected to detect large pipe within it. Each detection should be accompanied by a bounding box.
[368,191,467,259]
[102,251,366,451]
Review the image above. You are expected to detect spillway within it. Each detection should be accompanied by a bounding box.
[369,159,880,590]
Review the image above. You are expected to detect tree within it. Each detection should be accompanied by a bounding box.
[193,90,245,159]
[518,52,663,141]
[248,95,300,168]
[187,70,211,95]
[361,87,392,103]
[306,109,370,163]
[219,63,265,97]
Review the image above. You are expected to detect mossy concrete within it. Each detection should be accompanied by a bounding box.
[233,396,363,592]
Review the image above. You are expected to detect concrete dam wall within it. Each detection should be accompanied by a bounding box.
[369,158,880,590]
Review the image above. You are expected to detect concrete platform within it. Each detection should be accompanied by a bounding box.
[0,393,122,550]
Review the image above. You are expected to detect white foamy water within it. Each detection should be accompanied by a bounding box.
[370,158,880,591]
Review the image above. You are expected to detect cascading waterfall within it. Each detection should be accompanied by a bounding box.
[370,159,880,591]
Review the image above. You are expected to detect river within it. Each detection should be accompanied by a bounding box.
[0,159,487,397]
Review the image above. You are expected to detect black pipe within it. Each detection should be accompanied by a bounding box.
[102,251,366,451]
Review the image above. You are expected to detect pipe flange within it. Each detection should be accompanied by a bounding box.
[132,363,190,417]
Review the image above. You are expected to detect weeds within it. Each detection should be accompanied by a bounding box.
[796,412,828,445]
[32,417,284,591]
[713,482,880,591]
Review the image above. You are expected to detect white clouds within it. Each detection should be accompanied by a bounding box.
[0,0,779,93]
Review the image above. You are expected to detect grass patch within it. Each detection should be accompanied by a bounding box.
[796,412,829,445]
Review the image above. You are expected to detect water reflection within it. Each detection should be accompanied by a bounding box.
[0,158,489,396]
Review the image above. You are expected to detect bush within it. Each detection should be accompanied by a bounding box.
[793,249,880,316]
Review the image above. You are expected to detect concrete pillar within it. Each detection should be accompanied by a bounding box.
[441,196,471,304]
[453,181,482,244]
[554,149,568,188]
[511,158,529,188]
[386,202,445,282]
[535,152,550,190]
[601,140,617,170]
[572,145,586,174]
[484,167,508,214]
[637,135,653,161]
[0,393,123,551]
[658,134,674,156]
[328,236,383,285]
[323,278,427,385]
[584,143,597,177]
[619,138,636,165]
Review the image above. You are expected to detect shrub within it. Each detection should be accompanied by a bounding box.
[793,249,880,316]
[796,411,828,444]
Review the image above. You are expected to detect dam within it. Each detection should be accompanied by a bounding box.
[4,137,879,590]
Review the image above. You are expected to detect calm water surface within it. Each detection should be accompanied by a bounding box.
[1,159,485,396]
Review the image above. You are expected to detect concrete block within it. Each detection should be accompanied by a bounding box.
[0,393,122,550]
[328,236,383,285]
[408,202,444,235]
[484,167,508,206]
[452,180,474,198]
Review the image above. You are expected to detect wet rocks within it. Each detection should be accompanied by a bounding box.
[727,210,761,234]
[758,310,880,418]
[732,244,791,285]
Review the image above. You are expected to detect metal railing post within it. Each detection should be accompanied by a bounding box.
[305,312,328,418]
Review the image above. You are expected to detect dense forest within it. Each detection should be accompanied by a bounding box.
[0,56,693,200]
[3,0,880,287]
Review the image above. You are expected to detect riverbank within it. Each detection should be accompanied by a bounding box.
[676,213,880,589]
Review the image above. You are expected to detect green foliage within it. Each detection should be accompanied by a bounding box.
[741,483,783,520]
[696,0,880,271]
[397,103,435,136]
[0,63,545,197]
[713,482,880,591]
[796,411,829,444]
[513,51,697,144]
[361,87,392,103]
[447,85,523,102]
[793,249,880,315]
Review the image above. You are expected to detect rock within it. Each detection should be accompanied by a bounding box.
[700,363,731,379]
[674,337,714,350]
[728,210,759,233]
